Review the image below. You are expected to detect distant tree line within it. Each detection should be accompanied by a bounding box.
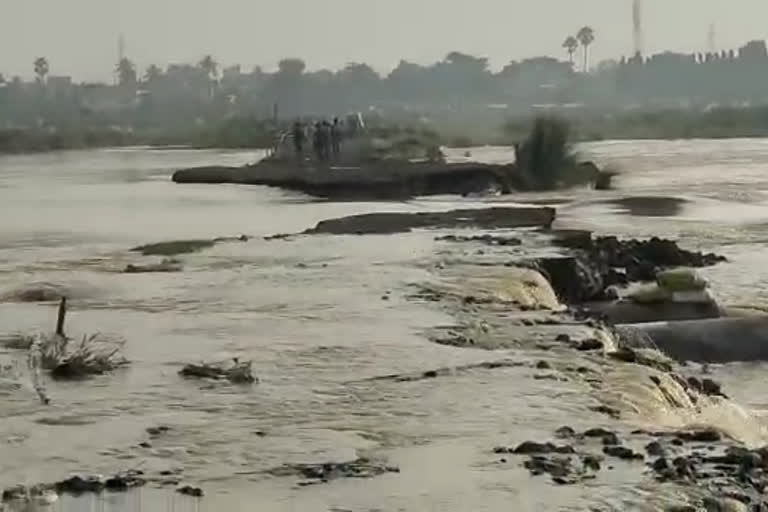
[5,34,768,149]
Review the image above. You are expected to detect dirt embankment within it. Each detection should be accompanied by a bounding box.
[172,160,512,200]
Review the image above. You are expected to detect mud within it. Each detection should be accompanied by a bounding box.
[302,207,555,235]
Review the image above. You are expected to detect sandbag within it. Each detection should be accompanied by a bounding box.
[656,268,708,292]
[671,289,716,304]
[628,284,671,305]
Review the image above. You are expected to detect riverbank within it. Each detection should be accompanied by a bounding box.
[12,106,768,156]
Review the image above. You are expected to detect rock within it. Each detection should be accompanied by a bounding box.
[511,441,575,455]
[267,458,399,483]
[55,475,105,494]
[609,347,674,373]
[577,339,604,351]
[703,497,749,512]
[535,256,605,304]
[602,446,644,460]
[706,447,762,469]
[146,426,171,437]
[702,378,728,398]
[176,485,204,498]
[536,361,552,370]
[524,456,572,478]
[590,405,621,419]
[677,428,722,443]
[583,428,617,439]
[104,472,145,491]
[583,428,620,446]
[555,426,576,439]
[582,455,602,471]
[555,334,571,343]
[646,441,666,457]
[543,234,726,305]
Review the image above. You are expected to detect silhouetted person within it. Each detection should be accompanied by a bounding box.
[292,121,305,158]
[331,118,343,159]
[313,121,323,160]
[318,121,331,161]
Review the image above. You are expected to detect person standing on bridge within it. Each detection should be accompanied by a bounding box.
[292,120,305,158]
[331,118,343,160]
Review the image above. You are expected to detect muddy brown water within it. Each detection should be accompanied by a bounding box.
[2,142,768,511]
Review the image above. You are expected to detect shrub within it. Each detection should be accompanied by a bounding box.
[514,116,580,190]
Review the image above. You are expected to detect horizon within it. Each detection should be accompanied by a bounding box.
[2,0,768,81]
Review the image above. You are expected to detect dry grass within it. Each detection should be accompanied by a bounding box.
[32,332,128,380]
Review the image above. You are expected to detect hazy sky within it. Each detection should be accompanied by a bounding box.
[2,0,767,81]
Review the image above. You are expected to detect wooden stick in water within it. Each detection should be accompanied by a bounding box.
[55,297,67,336]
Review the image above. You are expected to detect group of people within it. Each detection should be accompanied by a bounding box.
[291,118,344,161]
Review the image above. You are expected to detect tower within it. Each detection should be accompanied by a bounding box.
[632,0,644,56]
[707,23,716,53]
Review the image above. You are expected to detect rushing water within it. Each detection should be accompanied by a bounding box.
[2,141,768,511]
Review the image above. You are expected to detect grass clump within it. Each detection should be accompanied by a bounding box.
[41,333,128,379]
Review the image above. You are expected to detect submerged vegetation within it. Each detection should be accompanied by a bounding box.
[513,117,579,190]
[508,116,606,190]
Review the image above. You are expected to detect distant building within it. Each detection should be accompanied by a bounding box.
[46,75,73,98]
[739,40,768,60]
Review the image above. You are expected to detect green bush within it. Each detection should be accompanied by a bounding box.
[514,116,580,190]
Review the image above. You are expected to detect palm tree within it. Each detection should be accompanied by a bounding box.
[33,57,49,84]
[115,57,137,86]
[563,36,579,66]
[198,55,218,81]
[577,26,595,72]
[144,64,162,83]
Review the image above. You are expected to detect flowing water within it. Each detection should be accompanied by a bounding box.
[2,141,768,511]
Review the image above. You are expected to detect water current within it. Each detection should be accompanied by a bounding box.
[2,140,768,511]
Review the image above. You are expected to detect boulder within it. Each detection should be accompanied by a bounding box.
[535,256,605,303]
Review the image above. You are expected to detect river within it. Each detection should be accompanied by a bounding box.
[2,140,768,511]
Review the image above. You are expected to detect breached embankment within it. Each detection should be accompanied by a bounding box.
[403,224,768,509]
[3,201,763,511]
[172,160,512,200]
